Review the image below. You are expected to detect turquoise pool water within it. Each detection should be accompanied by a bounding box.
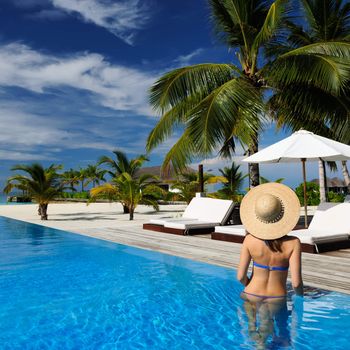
[0,216,349,349]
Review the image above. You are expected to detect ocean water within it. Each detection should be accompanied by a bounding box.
[0,216,349,349]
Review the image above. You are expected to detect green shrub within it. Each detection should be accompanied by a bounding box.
[295,182,320,206]
[61,191,90,199]
[327,191,345,203]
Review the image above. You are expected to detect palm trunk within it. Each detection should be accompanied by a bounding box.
[342,161,350,187]
[319,160,326,203]
[248,137,260,188]
[123,204,130,214]
[129,208,134,220]
[38,203,48,220]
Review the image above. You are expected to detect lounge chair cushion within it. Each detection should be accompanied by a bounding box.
[149,217,194,226]
[164,219,220,230]
[214,225,246,236]
[308,203,350,233]
[181,197,234,224]
[289,229,349,244]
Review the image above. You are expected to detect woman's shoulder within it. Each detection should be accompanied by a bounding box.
[283,235,301,244]
[282,236,301,251]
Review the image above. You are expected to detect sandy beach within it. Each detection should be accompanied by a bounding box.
[0,202,187,232]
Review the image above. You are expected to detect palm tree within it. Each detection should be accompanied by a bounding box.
[271,0,350,201]
[61,168,80,192]
[84,164,106,188]
[146,0,350,188]
[98,150,148,213]
[90,173,164,220]
[98,150,148,179]
[259,176,284,184]
[78,167,89,192]
[171,171,225,203]
[217,162,246,200]
[3,163,64,220]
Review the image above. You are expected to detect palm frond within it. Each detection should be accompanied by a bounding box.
[269,84,350,133]
[149,63,238,113]
[90,183,118,200]
[146,91,210,152]
[205,175,228,184]
[266,42,350,94]
[209,0,271,51]
[161,130,196,173]
[186,77,263,154]
[251,0,290,65]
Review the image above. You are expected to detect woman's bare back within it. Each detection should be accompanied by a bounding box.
[237,234,303,299]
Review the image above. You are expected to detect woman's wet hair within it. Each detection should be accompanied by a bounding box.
[264,238,283,252]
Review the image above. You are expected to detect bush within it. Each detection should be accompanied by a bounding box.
[61,191,90,199]
[295,182,320,206]
[327,191,345,203]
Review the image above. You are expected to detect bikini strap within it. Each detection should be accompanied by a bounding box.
[253,261,288,271]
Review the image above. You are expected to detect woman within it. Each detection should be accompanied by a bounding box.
[237,183,303,348]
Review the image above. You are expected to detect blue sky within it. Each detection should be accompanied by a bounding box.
[0,0,344,190]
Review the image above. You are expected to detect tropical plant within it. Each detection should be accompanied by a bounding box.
[327,191,346,203]
[259,176,284,184]
[216,162,246,200]
[84,164,106,188]
[98,150,148,178]
[61,168,80,192]
[3,163,64,220]
[146,0,350,189]
[90,173,164,220]
[78,167,89,192]
[170,171,225,203]
[98,150,149,213]
[270,0,350,202]
[295,181,320,206]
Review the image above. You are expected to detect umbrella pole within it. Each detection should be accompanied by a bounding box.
[301,158,308,228]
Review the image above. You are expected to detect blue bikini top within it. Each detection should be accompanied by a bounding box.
[253,261,289,271]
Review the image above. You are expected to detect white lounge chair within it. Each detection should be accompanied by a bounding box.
[143,197,235,235]
[211,225,246,243]
[212,202,350,253]
[289,203,350,253]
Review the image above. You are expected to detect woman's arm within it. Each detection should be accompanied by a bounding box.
[237,236,252,286]
[289,238,303,296]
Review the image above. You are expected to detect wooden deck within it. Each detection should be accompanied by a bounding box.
[74,226,350,295]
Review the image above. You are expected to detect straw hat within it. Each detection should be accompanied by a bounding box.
[240,183,300,240]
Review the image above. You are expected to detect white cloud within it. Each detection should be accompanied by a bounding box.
[0,150,54,161]
[0,105,117,161]
[10,0,150,45]
[174,49,204,66]
[0,43,155,116]
[51,0,149,44]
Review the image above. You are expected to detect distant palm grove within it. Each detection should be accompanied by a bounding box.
[3,152,248,220]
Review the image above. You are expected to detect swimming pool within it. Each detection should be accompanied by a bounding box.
[0,216,349,349]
